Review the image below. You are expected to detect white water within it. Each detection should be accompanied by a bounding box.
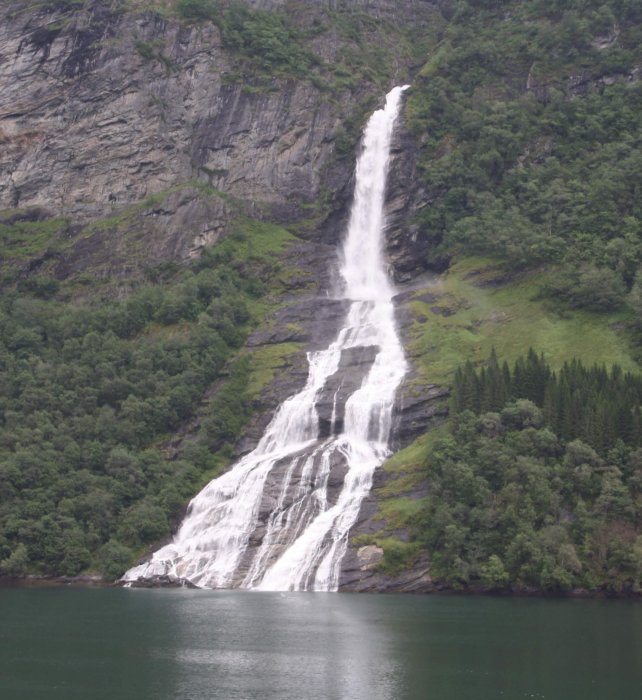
[123,86,409,591]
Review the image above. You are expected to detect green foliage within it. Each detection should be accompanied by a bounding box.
[173,0,407,91]
[221,3,313,76]
[199,355,251,451]
[545,263,628,311]
[119,502,169,545]
[0,211,69,265]
[406,0,642,307]
[0,222,286,579]
[98,540,135,580]
[176,0,218,23]
[379,539,420,575]
[134,39,174,71]
[134,39,155,60]
[334,95,378,158]
[421,346,642,591]
[479,554,510,589]
[415,406,642,593]
[0,544,30,577]
[452,349,642,454]
[175,0,319,80]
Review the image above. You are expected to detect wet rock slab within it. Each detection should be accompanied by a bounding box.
[125,575,198,589]
[340,552,434,593]
[316,345,379,437]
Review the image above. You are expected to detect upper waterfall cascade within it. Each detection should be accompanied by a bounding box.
[123,85,410,591]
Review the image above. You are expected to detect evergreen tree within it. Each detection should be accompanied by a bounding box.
[451,349,642,455]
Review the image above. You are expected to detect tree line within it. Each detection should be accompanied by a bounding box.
[452,349,642,454]
[409,349,642,593]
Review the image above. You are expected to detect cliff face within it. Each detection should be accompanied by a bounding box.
[0,0,439,281]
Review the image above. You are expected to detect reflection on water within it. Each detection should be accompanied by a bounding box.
[170,592,401,700]
[0,588,641,700]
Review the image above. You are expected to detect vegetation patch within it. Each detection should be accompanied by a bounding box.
[453,349,642,454]
[384,425,450,474]
[412,403,642,593]
[378,538,421,576]
[375,472,424,499]
[174,0,322,82]
[245,342,302,400]
[377,498,426,531]
[0,213,69,261]
[0,207,299,581]
[406,257,638,386]
[134,38,174,72]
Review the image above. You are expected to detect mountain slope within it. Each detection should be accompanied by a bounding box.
[1,0,641,593]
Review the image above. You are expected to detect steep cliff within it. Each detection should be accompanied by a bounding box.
[0,0,440,283]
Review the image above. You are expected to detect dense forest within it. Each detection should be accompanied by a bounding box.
[1,0,642,590]
[404,0,642,324]
[0,223,282,578]
[415,401,642,593]
[452,349,642,453]
[409,351,642,593]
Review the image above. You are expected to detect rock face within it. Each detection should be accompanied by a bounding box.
[340,551,435,592]
[1,4,327,219]
[0,3,341,276]
[0,0,440,281]
[384,116,452,281]
[315,345,380,437]
[385,118,433,281]
[127,574,198,589]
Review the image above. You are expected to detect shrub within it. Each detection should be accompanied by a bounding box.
[98,541,135,580]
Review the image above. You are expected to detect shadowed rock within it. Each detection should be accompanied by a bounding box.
[315,345,379,438]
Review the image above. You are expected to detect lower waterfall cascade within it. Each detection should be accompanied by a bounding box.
[123,85,410,591]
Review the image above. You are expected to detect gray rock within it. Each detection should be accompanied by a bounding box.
[340,551,434,593]
[315,345,379,437]
[357,544,384,570]
[0,0,440,280]
[126,574,198,589]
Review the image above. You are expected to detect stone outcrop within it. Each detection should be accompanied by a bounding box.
[0,3,331,219]
[315,345,380,437]
[127,574,198,589]
[384,115,449,281]
[340,551,435,592]
[0,0,440,282]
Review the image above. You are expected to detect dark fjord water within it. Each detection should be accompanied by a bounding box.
[1,589,640,700]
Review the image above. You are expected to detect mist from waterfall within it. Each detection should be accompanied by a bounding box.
[123,85,409,591]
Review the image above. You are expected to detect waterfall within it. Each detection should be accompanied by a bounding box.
[123,85,409,591]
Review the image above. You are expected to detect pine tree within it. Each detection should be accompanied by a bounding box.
[452,350,642,454]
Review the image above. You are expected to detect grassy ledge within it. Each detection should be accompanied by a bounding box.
[406,257,638,386]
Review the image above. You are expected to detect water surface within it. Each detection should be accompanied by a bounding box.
[1,589,640,700]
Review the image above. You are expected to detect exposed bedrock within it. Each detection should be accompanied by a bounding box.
[315,345,380,438]
[340,549,435,592]
[384,115,451,281]
[0,0,440,280]
[229,442,351,586]
[0,4,335,220]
